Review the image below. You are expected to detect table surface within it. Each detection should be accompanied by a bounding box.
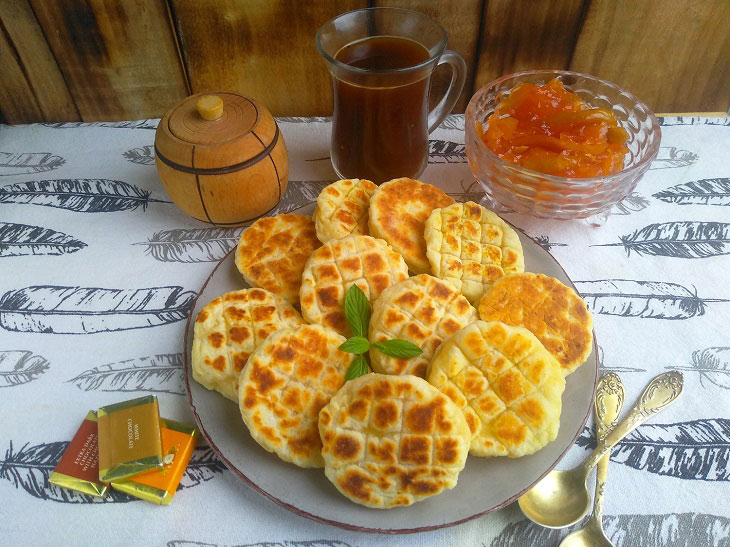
[1,115,729,547]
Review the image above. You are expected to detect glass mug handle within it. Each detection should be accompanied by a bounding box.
[427,50,467,133]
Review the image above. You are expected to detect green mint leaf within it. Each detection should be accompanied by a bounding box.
[344,284,370,338]
[373,339,423,359]
[345,355,369,381]
[338,336,370,355]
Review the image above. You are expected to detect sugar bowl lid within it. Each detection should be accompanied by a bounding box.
[155,91,280,170]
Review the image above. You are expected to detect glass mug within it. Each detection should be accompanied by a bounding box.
[316,8,466,184]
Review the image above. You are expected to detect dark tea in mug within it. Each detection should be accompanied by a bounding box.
[317,8,467,185]
[331,36,431,183]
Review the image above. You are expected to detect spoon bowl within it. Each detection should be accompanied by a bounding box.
[560,519,613,547]
[518,468,590,528]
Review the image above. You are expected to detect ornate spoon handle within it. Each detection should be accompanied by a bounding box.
[583,371,683,473]
[592,372,625,522]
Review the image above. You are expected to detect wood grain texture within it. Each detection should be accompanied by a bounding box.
[571,0,730,112]
[1,0,729,121]
[29,0,188,121]
[171,0,366,117]
[0,1,79,124]
[373,1,483,111]
[474,0,586,89]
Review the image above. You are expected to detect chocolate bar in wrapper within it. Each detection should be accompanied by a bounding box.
[111,418,198,504]
[49,411,109,498]
[98,395,163,482]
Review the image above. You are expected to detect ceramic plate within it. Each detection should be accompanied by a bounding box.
[183,203,598,533]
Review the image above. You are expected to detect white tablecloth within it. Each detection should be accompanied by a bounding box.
[1,115,729,546]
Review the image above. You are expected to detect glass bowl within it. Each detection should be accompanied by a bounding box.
[465,70,661,219]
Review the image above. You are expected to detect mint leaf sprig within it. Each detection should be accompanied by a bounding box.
[345,355,368,381]
[338,285,422,381]
[344,283,370,338]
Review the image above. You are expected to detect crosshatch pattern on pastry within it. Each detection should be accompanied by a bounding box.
[319,373,471,508]
[369,274,477,378]
[425,201,524,304]
[239,324,354,468]
[428,321,565,458]
[192,288,304,401]
[235,214,321,305]
[300,235,409,336]
[314,179,377,243]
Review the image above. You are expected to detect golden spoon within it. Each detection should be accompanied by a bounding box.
[518,370,683,528]
[559,372,625,547]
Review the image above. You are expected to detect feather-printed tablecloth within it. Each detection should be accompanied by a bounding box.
[1,115,729,547]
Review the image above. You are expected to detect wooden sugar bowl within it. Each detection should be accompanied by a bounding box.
[155,92,288,225]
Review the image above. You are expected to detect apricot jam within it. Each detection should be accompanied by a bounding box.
[480,78,629,178]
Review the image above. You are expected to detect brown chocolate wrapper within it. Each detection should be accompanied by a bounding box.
[49,411,109,498]
[98,395,163,482]
[110,418,198,505]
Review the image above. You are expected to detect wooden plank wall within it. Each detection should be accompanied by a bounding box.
[1,0,728,123]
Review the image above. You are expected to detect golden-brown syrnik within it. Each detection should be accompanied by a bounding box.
[314,179,377,243]
[369,178,454,274]
[192,288,304,401]
[235,214,321,305]
[300,235,409,336]
[319,373,471,508]
[369,274,477,378]
[428,321,565,457]
[239,324,354,468]
[425,201,524,304]
[478,273,593,375]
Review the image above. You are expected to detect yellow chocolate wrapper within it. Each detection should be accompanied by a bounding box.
[98,396,163,482]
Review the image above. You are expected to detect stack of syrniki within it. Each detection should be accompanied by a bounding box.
[191,176,594,509]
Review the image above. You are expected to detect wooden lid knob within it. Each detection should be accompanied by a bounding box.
[196,95,224,121]
[164,91,261,145]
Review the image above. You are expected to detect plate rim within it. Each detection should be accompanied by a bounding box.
[182,213,599,534]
